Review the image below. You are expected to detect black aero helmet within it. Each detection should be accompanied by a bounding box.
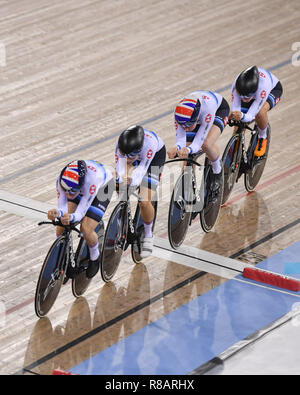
[236,66,259,97]
[118,125,145,155]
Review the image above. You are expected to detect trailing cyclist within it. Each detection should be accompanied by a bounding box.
[47,160,114,279]
[115,125,166,258]
[167,90,230,194]
[230,65,283,156]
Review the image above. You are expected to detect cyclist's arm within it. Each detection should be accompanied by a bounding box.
[56,179,68,218]
[239,77,271,123]
[130,139,157,187]
[231,87,242,112]
[187,116,213,154]
[175,122,186,150]
[241,90,269,123]
[71,177,101,223]
[114,143,127,184]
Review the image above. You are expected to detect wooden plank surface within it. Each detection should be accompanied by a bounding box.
[0,0,299,374]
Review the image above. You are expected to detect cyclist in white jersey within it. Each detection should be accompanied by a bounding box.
[231,66,283,156]
[115,125,166,258]
[167,90,230,191]
[47,160,114,278]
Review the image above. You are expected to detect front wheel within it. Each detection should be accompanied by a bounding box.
[200,162,223,233]
[72,221,105,298]
[100,202,128,282]
[168,171,193,249]
[244,125,271,192]
[34,236,68,318]
[221,133,242,205]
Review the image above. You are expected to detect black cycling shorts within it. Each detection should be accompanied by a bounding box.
[213,97,230,133]
[68,178,114,223]
[140,145,166,191]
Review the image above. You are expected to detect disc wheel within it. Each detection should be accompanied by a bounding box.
[34,236,67,318]
[100,203,128,282]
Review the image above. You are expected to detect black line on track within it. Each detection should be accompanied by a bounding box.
[17,271,207,375]
[18,216,300,375]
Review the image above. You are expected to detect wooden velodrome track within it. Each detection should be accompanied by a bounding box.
[0,0,299,375]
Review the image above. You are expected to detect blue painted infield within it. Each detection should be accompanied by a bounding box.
[70,241,300,375]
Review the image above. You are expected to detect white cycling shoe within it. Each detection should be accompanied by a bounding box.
[140,236,154,258]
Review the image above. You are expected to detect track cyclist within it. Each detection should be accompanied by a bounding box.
[47,160,114,279]
[115,125,166,258]
[167,90,230,193]
[230,65,283,156]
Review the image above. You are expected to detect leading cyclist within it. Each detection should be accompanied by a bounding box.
[230,65,283,156]
[47,160,114,279]
[115,125,166,258]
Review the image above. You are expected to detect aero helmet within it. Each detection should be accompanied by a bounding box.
[235,66,259,97]
[118,125,145,156]
[174,94,201,127]
[60,160,87,192]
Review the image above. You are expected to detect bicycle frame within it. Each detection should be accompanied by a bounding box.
[229,119,256,166]
[35,220,83,317]
[38,220,82,275]
[165,153,205,212]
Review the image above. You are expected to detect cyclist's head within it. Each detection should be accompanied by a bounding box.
[174,94,201,128]
[235,66,259,98]
[59,160,87,193]
[118,125,145,157]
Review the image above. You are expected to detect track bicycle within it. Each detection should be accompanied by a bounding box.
[221,119,271,205]
[166,152,224,249]
[34,219,104,318]
[100,186,158,282]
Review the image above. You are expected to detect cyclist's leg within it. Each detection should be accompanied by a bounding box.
[254,81,283,156]
[202,125,222,164]
[82,178,114,278]
[138,186,155,258]
[138,146,165,257]
[203,98,229,173]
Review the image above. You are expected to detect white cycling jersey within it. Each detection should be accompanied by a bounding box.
[175,90,223,154]
[56,160,113,222]
[232,67,279,123]
[115,129,164,187]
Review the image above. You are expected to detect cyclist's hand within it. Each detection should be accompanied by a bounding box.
[178,147,189,158]
[47,209,60,221]
[60,213,73,225]
[230,111,243,121]
[167,146,178,159]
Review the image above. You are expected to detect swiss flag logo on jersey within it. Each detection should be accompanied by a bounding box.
[205,114,212,123]
[147,149,153,159]
[89,185,96,195]
[115,154,119,164]
[260,90,267,99]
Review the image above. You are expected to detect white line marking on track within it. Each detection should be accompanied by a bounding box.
[1,190,300,298]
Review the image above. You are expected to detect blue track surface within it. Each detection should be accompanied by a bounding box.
[70,241,300,375]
